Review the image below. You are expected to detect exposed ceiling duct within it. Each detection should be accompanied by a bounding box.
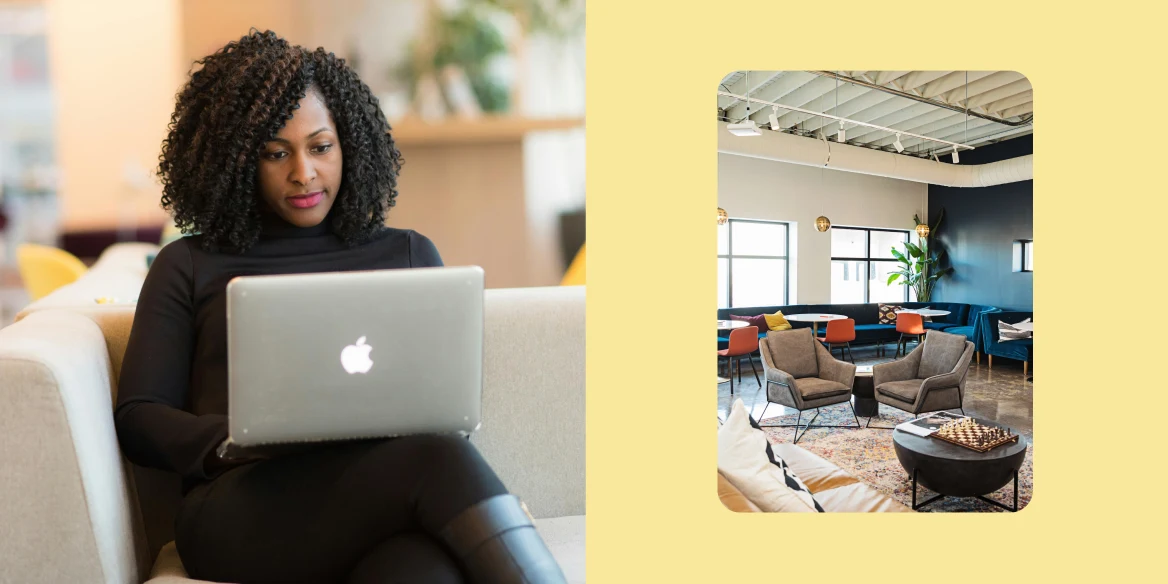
[718,121,1031,188]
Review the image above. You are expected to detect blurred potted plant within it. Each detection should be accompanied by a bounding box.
[887,210,953,302]
[394,0,583,119]
[396,5,510,117]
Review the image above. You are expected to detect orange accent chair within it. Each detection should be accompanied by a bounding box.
[717,326,759,395]
[818,318,856,363]
[894,312,925,358]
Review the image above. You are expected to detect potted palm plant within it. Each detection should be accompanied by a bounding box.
[887,210,953,302]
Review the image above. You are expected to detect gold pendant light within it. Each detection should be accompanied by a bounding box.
[815,216,831,232]
[717,207,728,225]
[915,224,930,238]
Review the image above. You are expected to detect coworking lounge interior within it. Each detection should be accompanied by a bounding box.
[715,70,1034,513]
[0,1,585,582]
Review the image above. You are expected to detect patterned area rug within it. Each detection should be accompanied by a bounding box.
[759,404,1033,512]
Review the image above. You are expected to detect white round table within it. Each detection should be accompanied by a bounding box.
[717,320,752,383]
[717,319,750,330]
[895,308,951,318]
[784,313,847,337]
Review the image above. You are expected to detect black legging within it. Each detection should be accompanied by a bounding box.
[175,434,508,584]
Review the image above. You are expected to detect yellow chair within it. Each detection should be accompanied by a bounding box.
[560,243,585,286]
[16,244,89,301]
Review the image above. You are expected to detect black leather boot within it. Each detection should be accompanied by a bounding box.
[439,494,567,584]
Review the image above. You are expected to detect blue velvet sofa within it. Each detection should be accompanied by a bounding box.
[979,310,1033,371]
[718,302,1001,352]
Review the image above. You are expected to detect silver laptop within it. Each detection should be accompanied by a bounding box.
[222,266,484,454]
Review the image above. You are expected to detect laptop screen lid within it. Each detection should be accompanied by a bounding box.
[226,265,484,447]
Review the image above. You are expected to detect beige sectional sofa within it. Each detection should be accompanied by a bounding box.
[0,244,585,583]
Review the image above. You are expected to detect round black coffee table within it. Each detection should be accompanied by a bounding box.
[893,419,1028,512]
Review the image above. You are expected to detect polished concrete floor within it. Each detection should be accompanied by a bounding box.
[717,342,1034,435]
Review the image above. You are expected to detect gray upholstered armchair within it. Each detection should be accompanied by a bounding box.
[868,330,975,427]
[756,328,859,443]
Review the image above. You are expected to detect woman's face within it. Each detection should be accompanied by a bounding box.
[257,87,343,227]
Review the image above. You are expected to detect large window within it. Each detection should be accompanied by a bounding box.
[830,227,909,304]
[718,219,789,308]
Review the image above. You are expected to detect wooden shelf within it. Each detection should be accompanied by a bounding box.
[389,116,584,146]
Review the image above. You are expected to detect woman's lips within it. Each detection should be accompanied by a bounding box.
[287,191,324,209]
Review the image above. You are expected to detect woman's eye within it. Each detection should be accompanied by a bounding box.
[313,144,333,154]
[264,151,287,160]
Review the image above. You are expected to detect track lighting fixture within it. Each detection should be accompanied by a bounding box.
[717,89,976,154]
[768,106,780,131]
[837,121,845,143]
[952,149,960,163]
[893,133,904,153]
[727,121,761,136]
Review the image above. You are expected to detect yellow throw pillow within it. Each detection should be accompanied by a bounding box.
[763,311,792,331]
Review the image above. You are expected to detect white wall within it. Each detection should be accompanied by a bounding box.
[46,0,183,231]
[718,152,927,304]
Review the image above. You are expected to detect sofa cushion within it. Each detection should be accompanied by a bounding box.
[877,379,925,403]
[812,482,913,513]
[764,328,818,379]
[771,444,859,494]
[717,400,822,512]
[794,377,850,400]
[923,322,957,331]
[877,303,903,325]
[718,472,762,512]
[998,318,1033,342]
[730,313,769,333]
[762,311,792,331]
[855,324,896,332]
[944,325,975,341]
[919,330,968,378]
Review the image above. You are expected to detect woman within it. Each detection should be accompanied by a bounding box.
[114,30,565,584]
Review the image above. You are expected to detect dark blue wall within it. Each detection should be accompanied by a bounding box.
[928,136,1033,310]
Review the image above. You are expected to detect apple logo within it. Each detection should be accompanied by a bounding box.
[340,336,374,374]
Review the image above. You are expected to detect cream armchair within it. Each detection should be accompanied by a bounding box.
[757,328,859,443]
[868,329,975,427]
[0,246,586,584]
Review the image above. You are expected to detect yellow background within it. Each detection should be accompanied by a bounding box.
[586,1,1164,581]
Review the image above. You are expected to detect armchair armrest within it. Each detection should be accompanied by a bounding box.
[0,309,146,584]
[471,287,584,519]
[873,343,922,388]
[814,343,856,388]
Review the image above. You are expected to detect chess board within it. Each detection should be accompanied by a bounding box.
[931,418,1019,453]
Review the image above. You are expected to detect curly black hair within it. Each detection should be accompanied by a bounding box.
[158,29,401,253]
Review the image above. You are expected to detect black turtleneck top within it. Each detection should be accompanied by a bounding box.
[113,215,442,485]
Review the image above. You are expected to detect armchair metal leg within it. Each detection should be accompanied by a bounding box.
[756,403,862,443]
[864,403,897,430]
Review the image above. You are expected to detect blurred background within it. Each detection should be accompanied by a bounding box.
[0,0,585,325]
